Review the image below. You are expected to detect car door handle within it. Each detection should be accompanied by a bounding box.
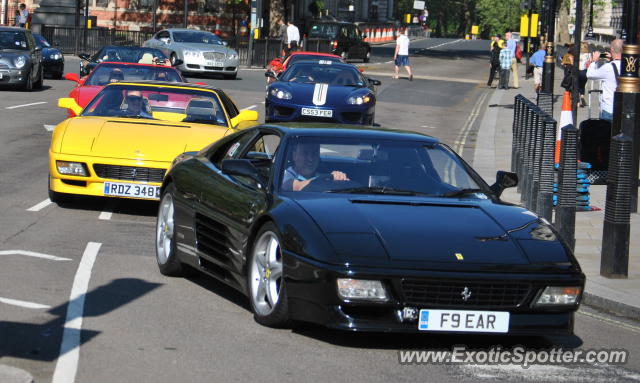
[183,192,198,200]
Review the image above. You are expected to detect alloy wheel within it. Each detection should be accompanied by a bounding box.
[156,192,175,265]
[249,231,283,316]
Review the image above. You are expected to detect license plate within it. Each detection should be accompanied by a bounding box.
[103,182,161,200]
[206,60,223,67]
[418,309,509,333]
[301,108,333,117]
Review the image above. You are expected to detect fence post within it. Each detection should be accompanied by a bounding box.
[512,95,523,174]
[520,105,533,200]
[537,116,557,220]
[530,110,545,213]
[600,134,633,278]
[555,124,578,251]
[537,91,554,116]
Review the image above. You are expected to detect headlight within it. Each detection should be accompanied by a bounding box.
[183,50,200,58]
[228,52,238,60]
[533,286,581,306]
[51,53,62,60]
[337,278,389,302]
[347,94,372,105]
[14,56,27,68]
[56,161,88,176]
[269,88,292,100]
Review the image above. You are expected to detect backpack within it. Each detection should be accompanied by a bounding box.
[515,43,522,62]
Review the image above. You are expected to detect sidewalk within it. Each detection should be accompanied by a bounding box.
[473,66,640,319]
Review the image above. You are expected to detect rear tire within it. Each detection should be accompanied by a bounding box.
[156,183,185,277]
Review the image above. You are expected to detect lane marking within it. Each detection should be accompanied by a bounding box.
[0,296,51,309]
[241,104,257,110]
[6,101,47,109]
[98,202,115,221]
[0,250,71,261]
[44,124,55,132]
[577,309,640,334]
[424,39,464,50]
[27,198,53,212]
[52,242,102,383]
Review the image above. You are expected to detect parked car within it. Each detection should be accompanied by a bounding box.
[307,21,371,62]
[0,26,43,91]
[155,123,585,334]
[143,28,239,79]
[265,61,380,125]
[33,34,64,79]
[78,46,169,77]
[64,61,185,117]
[50,81,258,204]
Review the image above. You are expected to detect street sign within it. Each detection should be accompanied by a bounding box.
[520,14,539,37]
[568,23,575,35]
[413,1,425,10]
[471,25,479,35]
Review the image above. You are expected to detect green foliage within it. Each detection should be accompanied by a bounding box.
[475,0,521,37]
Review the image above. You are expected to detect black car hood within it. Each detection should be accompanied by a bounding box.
[292,195,573,270]
[42,47,61,57]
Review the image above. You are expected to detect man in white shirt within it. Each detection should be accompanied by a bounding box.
[505,31,519,88]
[286,21,300,56]
[393,29,413,81]
[587,39,622,122]
[18,3,28,28]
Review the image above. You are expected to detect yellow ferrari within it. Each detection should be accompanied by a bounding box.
[49,81,258,203]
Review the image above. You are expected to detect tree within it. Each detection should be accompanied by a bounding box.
[475,0,521,37]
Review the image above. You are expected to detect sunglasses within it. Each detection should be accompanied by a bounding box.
[127,96,142,102]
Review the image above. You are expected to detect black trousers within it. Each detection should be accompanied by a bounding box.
[487,63,499,86]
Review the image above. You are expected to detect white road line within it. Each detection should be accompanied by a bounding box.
[6,101,47,109]
[52,242,102,383]
[427,39,464,50]
[0,296,51,309]
[98,202,114,221]
[241,104,257,110]
[578,309,640,334]
[27,198,53,212]
[44,124,55,132]
[0,250,71,261]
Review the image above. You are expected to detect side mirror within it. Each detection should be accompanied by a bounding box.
[78,53,90,61]
[222,41,228,46]
[172,58,183,67]
[230,110,259,127]
[34,46,41,52]
[265,71,276,78]
[490,171,518,198]
[64,72,81,84]
[58,97,83,116]
[221,159,265,188]
[368,78,381,86]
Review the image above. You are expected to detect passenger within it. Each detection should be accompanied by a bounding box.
[123,90,153,118]
[281,141,349,191]
[108,68,124,83]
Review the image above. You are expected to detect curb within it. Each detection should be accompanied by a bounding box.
[582,292,640,320]
[0,365,33,383]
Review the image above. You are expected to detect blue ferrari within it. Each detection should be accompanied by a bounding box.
[265,61,380,125]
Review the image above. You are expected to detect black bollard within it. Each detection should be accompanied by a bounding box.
[524,110,540,209]
[512,96,523,174]
[537,117,557,220]
[537,91,554,116]
[516,98,528,193]
[601,134,633,278]
[555,124,578,251]
[530,110,545,213]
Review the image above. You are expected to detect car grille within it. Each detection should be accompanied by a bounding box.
[93,164,165,183]
[203,52,225,61]
[401,279,531,308]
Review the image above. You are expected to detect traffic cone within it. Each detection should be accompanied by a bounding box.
[557,91,573,163]
[364,28,369,42]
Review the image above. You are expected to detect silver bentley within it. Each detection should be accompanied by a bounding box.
[144,28,239,79]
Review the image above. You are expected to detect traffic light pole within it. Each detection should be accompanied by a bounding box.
[541,0,556,93]
[524,0,533,79]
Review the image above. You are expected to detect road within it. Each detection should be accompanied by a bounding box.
[0,38,639,383]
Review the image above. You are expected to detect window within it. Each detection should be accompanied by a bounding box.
[210,130,256,168]
[241,133,282,180]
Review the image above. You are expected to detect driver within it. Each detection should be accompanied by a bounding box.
[108,68,124,83]
[282,141,349,191]
[123,90,153,118]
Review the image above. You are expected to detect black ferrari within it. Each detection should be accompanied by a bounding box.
[156,123,585,335]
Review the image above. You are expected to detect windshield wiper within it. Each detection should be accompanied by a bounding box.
[327,186,429,196]
[341,83,364,87]
[440,188,485,198]
[120,114,155,120]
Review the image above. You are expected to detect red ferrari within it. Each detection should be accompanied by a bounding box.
[265,51,345,84]
[64,62,185,117]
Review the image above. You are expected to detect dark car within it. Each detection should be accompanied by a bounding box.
[34,33,64,79]
[265,61,380,125]
[0,27,43,91]
[78,46,169,77]
[155,124,585,335]
[308,21,371,62]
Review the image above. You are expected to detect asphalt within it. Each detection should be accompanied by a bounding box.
[473,64,640,320]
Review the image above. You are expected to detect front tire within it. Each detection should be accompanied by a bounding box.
[248,222,290,327]
[224,73,237,80]
[363,50,371,63]
[156,184,185,276]
[22,69,33,91]
[34,66,43,89]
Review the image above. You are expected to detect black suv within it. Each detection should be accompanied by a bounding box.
[307,21,371,62]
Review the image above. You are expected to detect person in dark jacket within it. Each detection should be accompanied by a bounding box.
[487,36,503,87]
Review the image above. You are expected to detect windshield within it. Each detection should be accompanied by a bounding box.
[0,31,28,50]
[286,55,342,66]
[94,47,167,63]
[173,31,224,45]
[280,63,365,86]
[308,24,339,38]
[280,137,484,197]
[34,34,51,48]
[81,85,228,126]
[85,64,183,86]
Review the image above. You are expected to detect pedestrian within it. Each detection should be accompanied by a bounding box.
[393,28,413,80]
[578,41,590,107]
[586,39,622,122]
[285,20,300,57]
[529,45,546,93]
[505,31,519,88]
[487,36,502,87]
[14,9,20,27]
[498,41,514,89]
[276,18,287,57]
[18,3,28,28]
